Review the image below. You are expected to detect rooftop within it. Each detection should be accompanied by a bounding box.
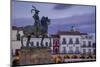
[57,31,87,35]
[57,26,88,35]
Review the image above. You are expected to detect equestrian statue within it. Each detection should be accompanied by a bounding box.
[21,5,50,48]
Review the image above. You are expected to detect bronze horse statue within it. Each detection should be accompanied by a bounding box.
[21,6,50,47]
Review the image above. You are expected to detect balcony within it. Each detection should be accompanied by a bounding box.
[92,43,96,48]
[81,45,92,48]
[81,36,93,39]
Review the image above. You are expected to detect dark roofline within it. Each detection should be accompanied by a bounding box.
[12,26,23,31]
[51,34,60,38]
[57,31,88,35]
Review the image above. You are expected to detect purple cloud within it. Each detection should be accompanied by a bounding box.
[51,12,95,25]
[53,4,73,10]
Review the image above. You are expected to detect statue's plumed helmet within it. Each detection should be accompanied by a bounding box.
[35,10,40,13]
[31,5,40,13]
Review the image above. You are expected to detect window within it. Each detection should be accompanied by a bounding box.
[88,49,91,54]
[75,47,80,54]
[83,49,86,54]
[69,38,73,44]
[89,36,92,39]
[93,49,96,54]
[68,50,73,54]
[68,47,73,54]
[63,47,66,53]
[83,41,86,47]
[85,36,88,38]
[62,38,66,44]
[75,38,79,44]
[88,41,91,47]
[92,43,96,48]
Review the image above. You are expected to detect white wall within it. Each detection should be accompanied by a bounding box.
[11,30,24,41]
[60,34,94,54]
[11,30,17,41]
[81,35,94,54]
[11,41,22,54]
[60,35,81,53]
[11,30,23,54]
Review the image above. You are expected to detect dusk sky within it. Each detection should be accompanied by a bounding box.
[11,0,96,38]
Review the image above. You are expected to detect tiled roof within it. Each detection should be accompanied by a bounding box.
[57,31,87,35]
[51,34,60,38]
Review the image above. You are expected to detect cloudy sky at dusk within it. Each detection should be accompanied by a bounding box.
[11,0,96,39]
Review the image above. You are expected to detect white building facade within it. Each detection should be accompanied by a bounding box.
[59,30,94,55]
[81,35,94,55]
[60,35,81,54]
[11,27,95,56]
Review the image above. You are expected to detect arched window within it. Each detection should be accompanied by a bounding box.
[69,38,73,44]
[75,38,79,44]
[62,38,66,44]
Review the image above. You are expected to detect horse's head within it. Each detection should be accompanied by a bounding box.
[41,16,50,26]
[45,17,50,25]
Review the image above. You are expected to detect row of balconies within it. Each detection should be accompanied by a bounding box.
[52,49,96,55]
[81,36,93,39]
[81,44,96,48]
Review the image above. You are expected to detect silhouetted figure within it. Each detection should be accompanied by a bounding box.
[31,5,40,37]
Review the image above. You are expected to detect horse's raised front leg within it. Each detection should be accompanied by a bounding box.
[40,35,45,47]
[26,35,31,48]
